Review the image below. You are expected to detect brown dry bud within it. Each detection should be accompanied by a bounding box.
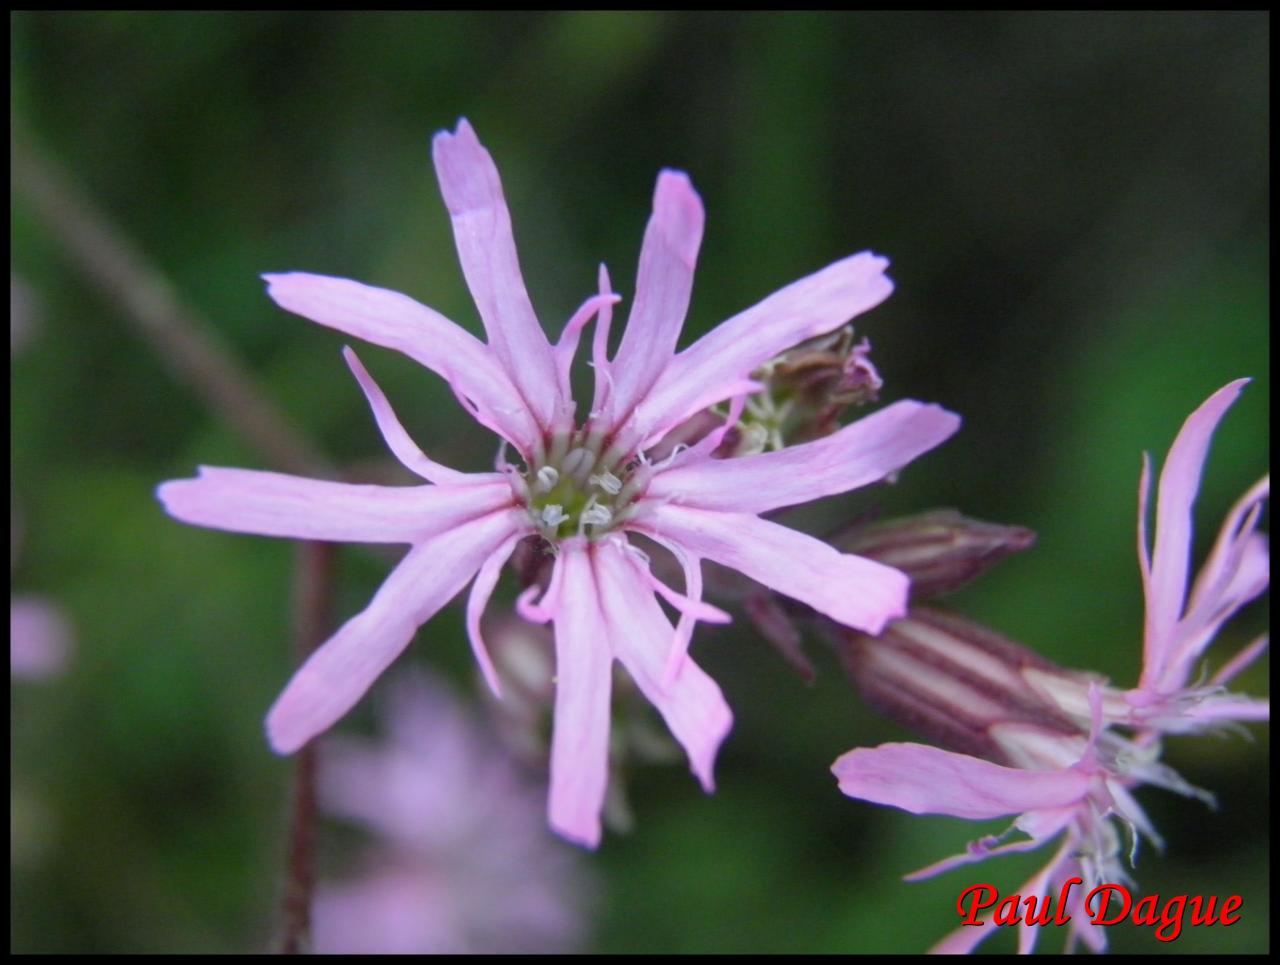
[832,509,1036,601]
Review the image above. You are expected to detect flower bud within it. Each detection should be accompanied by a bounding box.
[832,509,1036,601]
[834,607,1090,766]
[756,325,883,442]
[770,325,882,409]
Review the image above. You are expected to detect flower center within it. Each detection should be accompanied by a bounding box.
[523,441,640,541]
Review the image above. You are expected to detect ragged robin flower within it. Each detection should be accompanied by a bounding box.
[158,119,960,846]
[832,379,1268,952]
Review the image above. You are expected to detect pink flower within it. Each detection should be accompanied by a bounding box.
[12,281,73,682]
[314,671,591,954]
[832,380,1268,952]
[834,690,1141,953]
[1128,378,1269,728]
[158,119,960,846]
[1012,379,1270,737]
[10,597,72,679]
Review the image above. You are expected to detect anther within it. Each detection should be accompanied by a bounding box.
[581,503,613,527]
[561,447,596,486]
[591,470,622,495]
[535,466,559,493]
[541,504,569,528]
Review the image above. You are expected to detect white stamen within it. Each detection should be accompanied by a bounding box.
[541,504,569,528]
[535,465,559,492]
[493,439,512,471]
[591,470,622,495]
[652,443,688,471]
[581,503,613,527]
[561,447,595,486]
[739,423,769,456]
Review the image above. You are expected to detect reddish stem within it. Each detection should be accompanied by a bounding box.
[280,541,336,954]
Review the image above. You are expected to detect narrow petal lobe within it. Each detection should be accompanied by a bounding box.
[635,252,894,441]
[432,119,562,429]
[639,503,908,635]
[158,467,513,544]
[266,509,527,753]
[547,544,614,847]
[264,272,539,453]
[647,399,960,514]
[606,171,705,426]
[593,538,732,791]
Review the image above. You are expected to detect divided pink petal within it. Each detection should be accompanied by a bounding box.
[1165,532,1270,690]
[928,923,999,956]
[593,539,732,791]
[1162,478,1271,685]
[923,839,1074,954]
[635,530,717,683]
[266,509,525,754]
[633,251,894,440]
[1188,475,1271,621]
[832,742,1092,820]
[554,291,621,401]
[590,263,617,417]
[342,347,484,485]
[1136,452,1154,599]
[605,171,705,428]
[647,399,960,513]
[547,544,614,848]
[1142,378,1250,668]
[466,533,524,698]
[639,503,908,635]
[158,466,514,544]
[1180,693,1270,725]
[263,272,539,454]
[431,120,561,430]
[902,817,1069,882]
[1210,632,1270,688]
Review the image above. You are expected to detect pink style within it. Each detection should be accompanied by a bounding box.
[158,119,960,847]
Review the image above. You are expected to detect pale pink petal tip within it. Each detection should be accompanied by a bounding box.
[691,699,734,793]
[652,170,705,266]
[430,118,495,215]
[266,712,306,755]
[549,814,602,851]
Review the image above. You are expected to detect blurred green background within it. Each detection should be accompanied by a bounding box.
[11,11,1268,954]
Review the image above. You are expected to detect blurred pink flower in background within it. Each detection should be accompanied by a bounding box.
[158,119,960,845]
[833,380,1268,953]
[11,273,73,681]
[10,595,73,680]
[314,670,593,954]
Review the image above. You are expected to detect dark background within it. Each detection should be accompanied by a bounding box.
[11,11,1268,953]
